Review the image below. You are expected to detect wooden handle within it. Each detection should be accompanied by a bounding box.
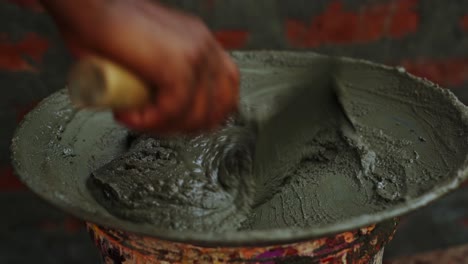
[68,56,151,110]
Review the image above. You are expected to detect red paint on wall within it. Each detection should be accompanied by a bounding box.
[286,0,419,47]
[399,58,468,87]
[0,32,49,72]
[0,165,25,191]
[6,0,43,12]
[460,15,468,32]
[388,0,419,38]
[214,30,249,49]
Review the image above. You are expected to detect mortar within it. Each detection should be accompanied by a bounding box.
[11,51,468,263]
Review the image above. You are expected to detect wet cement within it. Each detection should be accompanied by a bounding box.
[87,54,467,232]
[89,120,256,231]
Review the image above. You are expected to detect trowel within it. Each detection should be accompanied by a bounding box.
[245,60,355,204]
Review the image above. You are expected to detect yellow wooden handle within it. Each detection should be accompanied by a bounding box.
[68,56,151,110]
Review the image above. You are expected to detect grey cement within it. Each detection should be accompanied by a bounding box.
[89,123,256,231]
[11,52,468,245]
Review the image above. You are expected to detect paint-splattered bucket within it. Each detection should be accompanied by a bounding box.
[87,218,398,264]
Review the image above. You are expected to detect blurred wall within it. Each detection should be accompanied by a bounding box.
[1,0,467,208]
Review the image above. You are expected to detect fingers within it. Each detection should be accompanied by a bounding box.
[178,49,214,132]
[163,46,238,133]
[155,57,195,123]
[113,48,239,135]
[178,70,211,132]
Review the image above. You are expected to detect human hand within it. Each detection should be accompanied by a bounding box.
[41,0,239,134]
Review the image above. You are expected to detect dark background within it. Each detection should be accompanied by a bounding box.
[1,0,467,263]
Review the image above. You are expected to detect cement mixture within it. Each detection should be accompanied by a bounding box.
[87,53,468,232]
[11,52,468,243]
[89,120,256,231]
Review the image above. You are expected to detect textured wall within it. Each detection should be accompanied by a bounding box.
[1,0,467,262]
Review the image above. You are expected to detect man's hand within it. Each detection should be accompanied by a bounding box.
[41,0,239,134]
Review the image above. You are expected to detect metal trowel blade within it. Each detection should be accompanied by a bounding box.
[250,59,354,204]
